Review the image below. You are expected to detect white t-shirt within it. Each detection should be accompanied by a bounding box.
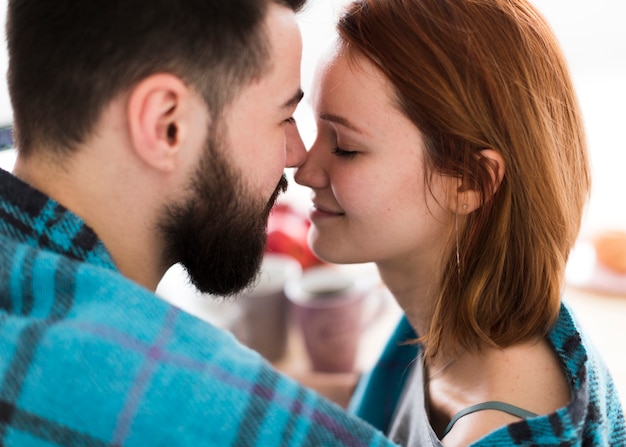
[387,353,444,447]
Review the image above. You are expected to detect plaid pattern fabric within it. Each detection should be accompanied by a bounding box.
[350,305,626,446]
[0,168,399,447]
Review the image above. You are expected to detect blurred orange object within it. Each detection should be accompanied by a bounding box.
[266,204,323,270]
[592,230,626,275]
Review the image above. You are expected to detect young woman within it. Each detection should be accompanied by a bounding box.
[294,0,625,445]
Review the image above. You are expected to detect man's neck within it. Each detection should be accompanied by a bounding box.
[13,150,167,292]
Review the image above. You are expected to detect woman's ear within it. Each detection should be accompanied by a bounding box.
[455,149,505,214]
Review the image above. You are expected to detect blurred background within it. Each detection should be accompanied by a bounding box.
[0,1,624,403]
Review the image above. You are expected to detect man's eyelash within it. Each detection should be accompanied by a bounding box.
[332,147,358,159]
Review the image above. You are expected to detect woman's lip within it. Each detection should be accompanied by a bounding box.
[309,204,345,219]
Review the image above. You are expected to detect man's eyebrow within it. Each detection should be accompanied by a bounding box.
[282,89,304,109]
[319,112,366,135]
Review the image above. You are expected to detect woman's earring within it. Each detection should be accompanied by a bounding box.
[456,204,468,276]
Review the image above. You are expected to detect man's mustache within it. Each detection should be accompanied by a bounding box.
[264,173,289,215]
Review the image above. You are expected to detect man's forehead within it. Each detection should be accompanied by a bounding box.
[229,2,302,111]
[264,4,303,90]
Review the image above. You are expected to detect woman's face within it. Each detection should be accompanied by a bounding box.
[295,48,455,270]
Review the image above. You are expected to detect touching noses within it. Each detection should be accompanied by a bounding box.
[285,122,306,168]
[294,138,327,190]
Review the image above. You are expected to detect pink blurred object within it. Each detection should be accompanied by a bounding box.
[265,204,323,270]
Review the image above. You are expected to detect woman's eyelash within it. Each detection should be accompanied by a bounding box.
[284,117,296,124]
[332,147,358,159]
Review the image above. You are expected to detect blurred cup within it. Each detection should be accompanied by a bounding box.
[285,265,380,373]
[232,253,302,361]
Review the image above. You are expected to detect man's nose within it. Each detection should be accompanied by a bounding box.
[285,122,306,168]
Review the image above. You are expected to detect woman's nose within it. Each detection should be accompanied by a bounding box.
[294,141,327,189]
[285,122,306,168]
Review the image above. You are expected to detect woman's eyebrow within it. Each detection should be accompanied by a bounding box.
[319,112,366,135]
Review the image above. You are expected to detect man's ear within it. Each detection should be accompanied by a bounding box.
[127,74,193,172]
[455,149,505,214]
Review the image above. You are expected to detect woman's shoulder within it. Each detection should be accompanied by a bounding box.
[429,336,570,445]
[439,304,625,446]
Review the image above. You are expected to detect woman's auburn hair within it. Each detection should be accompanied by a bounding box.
[338,0,590,359]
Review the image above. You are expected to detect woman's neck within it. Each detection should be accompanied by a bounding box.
[376,257,442,338]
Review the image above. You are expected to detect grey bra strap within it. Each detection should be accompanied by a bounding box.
[442,401,538,438]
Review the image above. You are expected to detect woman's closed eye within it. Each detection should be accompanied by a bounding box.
[332,147,358,159]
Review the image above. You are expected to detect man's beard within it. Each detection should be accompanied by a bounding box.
[158,132,288,296]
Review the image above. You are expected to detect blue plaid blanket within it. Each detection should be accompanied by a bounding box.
[350,306,626,445]
[0,168,398,446]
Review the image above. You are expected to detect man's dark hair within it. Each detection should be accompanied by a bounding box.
[6,0,306,156]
